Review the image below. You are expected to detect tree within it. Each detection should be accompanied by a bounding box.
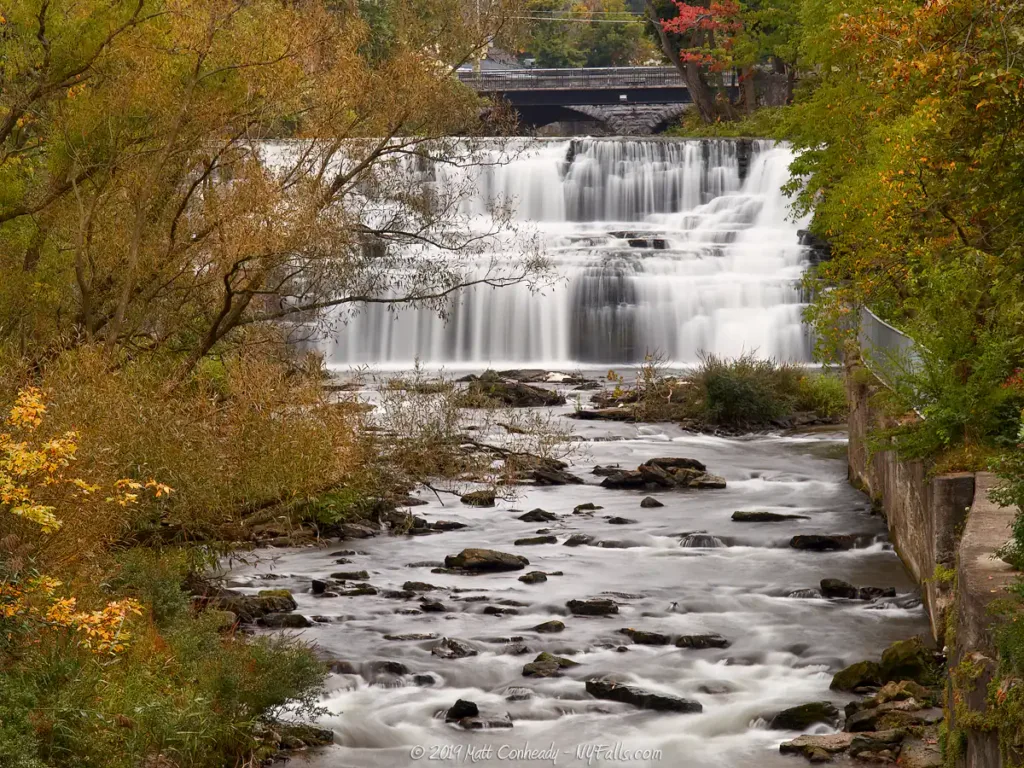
[0,0,545,377]
[524,0,654,68]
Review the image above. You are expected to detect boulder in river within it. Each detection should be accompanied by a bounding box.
[330,571,369,581]
[522,652,579,678]
[675,633,730,649]
[519,571,547,584]
[385,633,438,641]
[574,502,603,513]
[607,517,637,525]
[880,637,938,685]
[567,598,618,616]
[830,660,882,691]
[585,679,702,713]
[790,534,857,551]
[640,497,664,508]
[403,581,439,592]
[732,510,810,522]
[514,535,557,546]
[820,578,858,599]
[460,490,496,508]
[465,378,566,408]
[444,549,528,572]
[445,699,479,721]
[419,598,448,613]
[600,470,648,490]
[432,637,479,659]
[643,457,707,473]
[619,628,672,646]
[768,701,840,730]
[859,586,897,600]
[529,466,584,485]
[518,508,558,523]
[532,620,565,633]
[368,660,409,676]
[257,613,312,629]
[779,732,855,759]
[563,533,595,547]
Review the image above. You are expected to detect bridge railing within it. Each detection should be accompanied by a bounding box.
[857,306,924,395]
[458,66,717,91]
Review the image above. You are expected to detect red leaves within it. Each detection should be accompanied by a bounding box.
[661,0,742,35]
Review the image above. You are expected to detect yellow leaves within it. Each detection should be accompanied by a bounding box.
[9,503,61,533]
[8,387,46,429]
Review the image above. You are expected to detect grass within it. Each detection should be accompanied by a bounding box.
[664,107,793,139]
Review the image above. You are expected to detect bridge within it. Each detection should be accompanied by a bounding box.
[458,66,736,135]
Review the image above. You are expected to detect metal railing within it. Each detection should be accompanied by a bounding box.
[457,66,704,92]
[858,306,923,392]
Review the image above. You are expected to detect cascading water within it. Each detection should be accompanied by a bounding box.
[318,138,812,369]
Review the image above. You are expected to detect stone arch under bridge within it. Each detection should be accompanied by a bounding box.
[512,103,692,136]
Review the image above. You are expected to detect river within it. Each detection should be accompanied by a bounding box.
[228,138,928,767]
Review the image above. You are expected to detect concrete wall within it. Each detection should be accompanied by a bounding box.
[846,357,975,641]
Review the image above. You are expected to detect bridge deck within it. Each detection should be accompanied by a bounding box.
[458,66,689,92]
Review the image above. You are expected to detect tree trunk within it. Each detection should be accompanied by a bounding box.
[646,0,722,124]
[742,66,757,115]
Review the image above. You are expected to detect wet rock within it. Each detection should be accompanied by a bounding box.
[640,497,664,508]
[413,673,437,687]
[571,407,636,422]
[432,637,478,659]
[831,660,882,691]
[880,637,936,685]
[820,578,858,599]
[339,523,377,539]
[875,680,932,705]
[460,490,496,507]
[430,520,468,532]
[532,620,565,633]
[385,633,438,641]
[330,571,370,581]
[504,686,534,702]
[444,548,528,572]
[311,579,329,595]
[643,457,707,473]
[563,533,595,547]
[530,466,585,486]
[859,586,897,600]
[257,613,312,629]
[514,535,557,546]
[846,702,923,732]
[256,589,298,611]
[445,699,480,721]
[574,502,603,513]
[585,679,701,713]
[768,701,840,731]
[596,540,640,549]
[680,534,725,548]
[619,628,671,646]
[779,733,855,759]
[600,470,648,490]
[567,598,618,616]
[403,581,440,592]
[607,516,638,525]
[698,682,736,695]
[518,508,558,523]
[790,534,857,551]
[369,660,409,676]
[466,378,566,408]
[848,730,904,757]
[381,589,416,599]
[675,633,730,649]
[522,652,579,678]
[519,571,548,584]
[455,713,514,730]
[406,560,444,568]
[732,510,809,522]
[338,585,378,596]
[691,474,727,489]
[899,737,942,768]
[419,598,448,613]
[638,463,676,487]
[787,588,822,599]
[326,660,357,674]
[483,605,519,616]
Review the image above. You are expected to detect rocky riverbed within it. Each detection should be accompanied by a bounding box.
[222,375,931,768]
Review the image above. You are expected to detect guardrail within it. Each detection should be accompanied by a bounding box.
[858,306,923,392]
[457,66,704,91]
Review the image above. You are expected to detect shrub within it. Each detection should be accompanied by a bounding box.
[794,370,847,420]
[692,353,796,428]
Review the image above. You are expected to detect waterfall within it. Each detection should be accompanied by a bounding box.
[318,138,812,368]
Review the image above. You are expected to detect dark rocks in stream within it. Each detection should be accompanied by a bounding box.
[514,535,557,546]
[820,578,897,601]
[444,549,528,572]
[427,520,468,532]
[432,637,478,659]
[599,457,724,492]
[330,570,369,581]
[831,660,882,691]
[257,613,312,629]
[465,377,566,408]
[567,598,618,616]
[445,700,479,721]
[195,588,297,623]
[532,620,565,633]
[459,490,496,507]
[483,605,519,616]
[529,466,585,485]
[640,497,664,508]
[676,633,730,649]
[384,633,438,641]
[790,534,857,551]
[585,679,702,714]
[369,660,409,676]
[768,701,840,730]
[419,598,448,613]
[522,652,579,678]
[311,579,328,595]
[403,581,440,592]
[732,510,810,522]
[880,637,938,685]
[518,508,558,523]
[619,628,672,645]
[574,502,603,513]
[338,585,377,596]
[563,533,595,547]
[519,571,548,584]
[607,517,638,525]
